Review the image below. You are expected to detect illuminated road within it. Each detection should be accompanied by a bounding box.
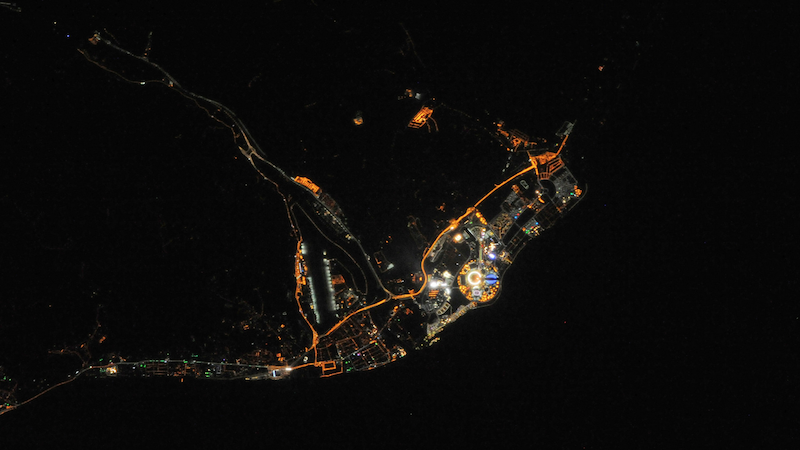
[0,31,586,407]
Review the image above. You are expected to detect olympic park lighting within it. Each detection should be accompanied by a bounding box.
[467,270,483,286]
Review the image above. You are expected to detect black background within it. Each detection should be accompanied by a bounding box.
[1,2,797,447]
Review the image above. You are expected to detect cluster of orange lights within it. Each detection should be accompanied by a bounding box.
[320,360,342,377]
[496,122,541,152]
[286,123,576,373]
[294,176,321,195]
[529,151,559,167]
[294,249,307,288]
[408,107,434,128]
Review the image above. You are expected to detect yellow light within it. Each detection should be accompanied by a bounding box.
[453,234,463,242]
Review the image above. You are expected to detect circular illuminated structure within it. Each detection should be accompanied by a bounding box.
[457,260,500,303]
[467,270,483,286]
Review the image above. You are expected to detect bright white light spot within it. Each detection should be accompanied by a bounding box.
[467,271,482,286]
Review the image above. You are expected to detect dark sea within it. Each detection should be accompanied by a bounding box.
[1,2,796,447]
